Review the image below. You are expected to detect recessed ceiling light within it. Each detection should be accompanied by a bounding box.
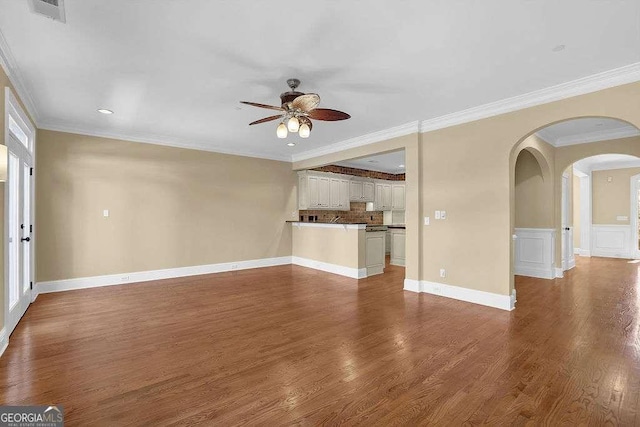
[399,164,405,168]
[552,44,565,52]
[97,109,114,115]
[287,142,296,147]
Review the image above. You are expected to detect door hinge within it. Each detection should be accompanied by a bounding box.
[30,224,33,233]
[30,167,33,176]
[30,281,33,290]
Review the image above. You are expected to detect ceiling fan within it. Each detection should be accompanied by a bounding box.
[241,78,351,144]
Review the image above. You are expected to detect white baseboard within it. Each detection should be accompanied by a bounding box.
[0,327,7,358]
[403,279,515,311]
[403,279,420,293]
[555,268,564,278]
[574,248,581,255]
[291,256,366,279]
[514,266,555,280]
[568,257,576,270]
[575,248,590,257]
[37,256,293,294]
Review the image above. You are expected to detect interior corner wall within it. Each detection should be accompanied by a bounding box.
[36,130,296,282]
[592,167,640,225]
[514,149,552,228]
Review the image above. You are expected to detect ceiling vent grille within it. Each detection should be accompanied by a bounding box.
[28,0,66,23]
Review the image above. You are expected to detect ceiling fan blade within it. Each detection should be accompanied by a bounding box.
[291,93,320,112]
[308,108,351,121]
[249,114,283,126]
[240,101,285,112]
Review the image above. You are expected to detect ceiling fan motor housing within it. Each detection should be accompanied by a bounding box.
[280,91,305,106]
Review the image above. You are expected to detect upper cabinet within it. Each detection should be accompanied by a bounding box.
[375,183,392,210]
[350,180,375,202]
[298,171,404,212]
[298,171,349,211]
[392,183,405,210]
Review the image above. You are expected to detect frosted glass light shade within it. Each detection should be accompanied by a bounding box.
[287,117,300,133]
[277,123,288,138]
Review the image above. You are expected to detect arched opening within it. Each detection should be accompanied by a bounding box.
[510,117,640,306]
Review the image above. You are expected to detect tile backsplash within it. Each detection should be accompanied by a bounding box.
[300,202,383,224]
[312,165,405,181]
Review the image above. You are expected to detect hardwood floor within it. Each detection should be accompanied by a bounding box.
[1,256,639,425]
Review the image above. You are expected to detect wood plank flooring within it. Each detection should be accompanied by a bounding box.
[1,256,640,425]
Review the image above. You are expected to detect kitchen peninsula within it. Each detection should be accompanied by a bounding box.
[289,222,386,278]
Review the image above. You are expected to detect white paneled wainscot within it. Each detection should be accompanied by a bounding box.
[591,225,632,259]
[514,228,556,279]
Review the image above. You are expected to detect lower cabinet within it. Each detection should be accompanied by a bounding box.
[389,229,406,266]
[365,231,386,276]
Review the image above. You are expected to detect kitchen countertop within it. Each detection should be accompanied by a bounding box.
[286,221,368,225]
[387,224,406,229]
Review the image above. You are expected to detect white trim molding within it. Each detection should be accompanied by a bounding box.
[291,256,367,279]
[0,327,7,358]
[404,279,515,311]
[591,224,633,259]
[37,256,293,294]
[539,125,640,147]
[555,268,564,278]
[0,29,40,124]
[513,228,556,280]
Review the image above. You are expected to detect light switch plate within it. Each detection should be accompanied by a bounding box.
[424,216,430,225]
[103,209,109,217]
[435,210,441,220]
[439,268,446,278]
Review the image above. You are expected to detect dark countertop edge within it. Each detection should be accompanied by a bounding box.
[285,221,369,225]
[387,225,406,229]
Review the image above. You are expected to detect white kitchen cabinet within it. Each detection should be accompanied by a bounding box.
[389,228,406,266]
[330,178,350,209]
[350,179,375,202]
[375,183,392,210]
[366,231,386,276]
[392,184,405,210]
[298,171,349,211]
[363,181,375,202]
[385,230,391,253]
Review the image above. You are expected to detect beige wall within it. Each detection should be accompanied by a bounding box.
[572,174,581,248]
[291,226,364,269]
[592,167,640,225]
[514,149,551,228]
[36,130,297,282]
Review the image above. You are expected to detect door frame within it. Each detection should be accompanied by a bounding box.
[630,173,640,259]
[561,172,575,271]
[3,87,36,342]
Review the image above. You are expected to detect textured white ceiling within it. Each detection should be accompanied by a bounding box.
[537,118,640,146]
[1,0,639,160]
[335,151,405,174]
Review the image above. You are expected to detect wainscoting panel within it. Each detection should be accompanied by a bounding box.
[514,228,556,280]
[591,225,632,259]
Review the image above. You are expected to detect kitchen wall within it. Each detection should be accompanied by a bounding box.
[313,165,405,181]
[592,167,640,225]
[36,130,297,282]
[300,202,383,224]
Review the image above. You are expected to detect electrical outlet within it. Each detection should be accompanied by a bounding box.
[231,264,239,270]
[439,268,446,278]
[121,276,129,281]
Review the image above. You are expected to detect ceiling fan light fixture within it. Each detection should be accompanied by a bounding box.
[299,123,310,138]
[277,123,288,138]
[288,116,300,133]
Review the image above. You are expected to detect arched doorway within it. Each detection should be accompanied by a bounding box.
[510,117,640,304]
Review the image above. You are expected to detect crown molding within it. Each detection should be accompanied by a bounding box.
[418,62,640,134]
[0,28,40,125]
[38,121,291,162]
[291,121,419,162]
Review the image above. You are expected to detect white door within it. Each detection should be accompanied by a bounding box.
[5,89,35,337]
[561,174,574,271]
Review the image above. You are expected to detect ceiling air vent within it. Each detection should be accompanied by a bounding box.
[28,0,66,23]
